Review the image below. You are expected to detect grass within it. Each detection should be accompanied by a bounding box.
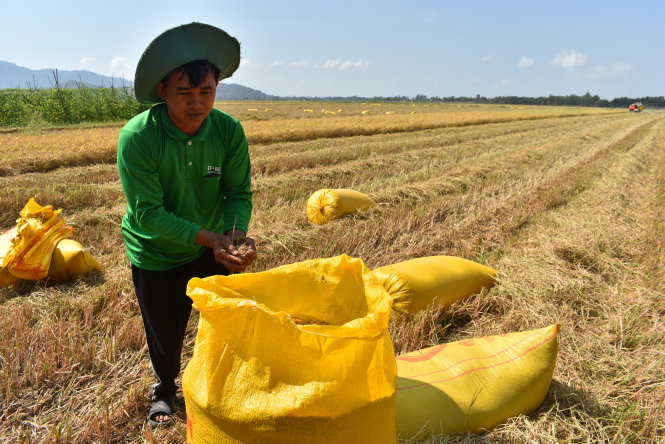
[0,103,663,443]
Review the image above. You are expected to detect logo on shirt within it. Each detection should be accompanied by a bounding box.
[204,165,221,178]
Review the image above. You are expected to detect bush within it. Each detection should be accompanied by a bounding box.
[0,87,149,127]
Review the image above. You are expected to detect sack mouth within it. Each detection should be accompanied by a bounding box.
[186,254,393,338]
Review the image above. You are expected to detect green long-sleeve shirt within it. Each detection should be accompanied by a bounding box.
[117,104,252,270]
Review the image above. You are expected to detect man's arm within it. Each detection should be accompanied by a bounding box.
[117,129,203,245]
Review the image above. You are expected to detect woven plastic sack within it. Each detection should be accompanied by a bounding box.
[46,239,102,282]
[306,188,376,225]
[0,227,18,286]
[373,256,498,314]
[396,323,559,439]
[183,254,397,444]
[0,198,73,284]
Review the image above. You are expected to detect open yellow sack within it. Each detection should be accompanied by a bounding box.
[183,254,397,444]
[1,198,102,287]
[0,198,73,283]
[46,239,102,282]
[396,323,560,439]
[373,256,498,314]
[306,188,376,225]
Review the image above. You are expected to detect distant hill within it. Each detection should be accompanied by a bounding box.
[0,60,276,100]
[0,60,131,89]
[216,83,276,100]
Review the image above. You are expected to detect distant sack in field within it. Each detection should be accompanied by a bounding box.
[306,188,376,225]
[183,255,396,444]
[396,323,560,439]
[373,256,498,315]
[0,198,101,287]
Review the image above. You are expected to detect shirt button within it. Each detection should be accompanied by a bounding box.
[187,141,192,146]
[188,162,192,166]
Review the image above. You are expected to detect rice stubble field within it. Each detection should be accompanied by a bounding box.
[0,102,663,443]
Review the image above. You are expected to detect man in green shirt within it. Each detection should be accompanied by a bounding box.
[117,23,256,426]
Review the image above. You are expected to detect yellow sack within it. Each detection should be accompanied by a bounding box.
[0,227,19,286]
[373,256,498,314]
[396,323,560,439]
[307,188,376,225]
[183,255,397,444]
[1,198,73,282]
[46,239,102,282]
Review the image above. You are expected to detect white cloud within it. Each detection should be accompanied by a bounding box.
[269,60,284,68]
[518,57,534,69]
[110,56,128,73]
[315,59,371,71]
[481,54,495,62]
[240,59,251,68]
[586,62,634,79]
[289,59,310,68]
[610,62,633,74]
[551,49,588,68]
[80,57,96,69]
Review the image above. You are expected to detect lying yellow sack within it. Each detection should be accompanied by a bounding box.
[396,323,560,439]
[373,256,498,314]
[183,255,397,444]
[46,239,102,282]
[306,188,376,225]
[1,198,73,282]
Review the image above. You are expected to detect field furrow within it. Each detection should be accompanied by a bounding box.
[248,116,659,270]
[0,107,621,176]
[249,114,627,176]
[251,114,645,206]
[479,116,665,442]
[0,106,662,444]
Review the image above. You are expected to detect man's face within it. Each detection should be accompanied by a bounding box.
[156,71,218,136]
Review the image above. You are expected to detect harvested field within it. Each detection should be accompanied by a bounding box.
[0,103,663,443]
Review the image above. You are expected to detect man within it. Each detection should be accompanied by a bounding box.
[117,23,256,426]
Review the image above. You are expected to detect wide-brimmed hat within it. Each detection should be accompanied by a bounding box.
[134,22,240,104]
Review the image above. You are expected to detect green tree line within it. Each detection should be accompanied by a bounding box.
[411,92,665,109]
[258,92,664,108]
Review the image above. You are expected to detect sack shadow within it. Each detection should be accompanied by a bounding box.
[0,269,106,300]
[539,378,609,419]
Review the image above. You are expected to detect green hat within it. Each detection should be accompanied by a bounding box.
[134,22,240,104]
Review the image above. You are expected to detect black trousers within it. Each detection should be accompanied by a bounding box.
[131,249,229,401]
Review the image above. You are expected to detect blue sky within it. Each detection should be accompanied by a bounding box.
[1,0,663,99]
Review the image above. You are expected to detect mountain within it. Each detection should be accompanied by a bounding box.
[216,83,276,100]
[0,60,274,100]
[0,60,132,89]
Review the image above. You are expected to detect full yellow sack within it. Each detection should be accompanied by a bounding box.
[0,198,73,283]
[306,188,376,225]
[46,239,102,282]
[373,256,498,314]
[396,323,560,439]
[183,254,397,444]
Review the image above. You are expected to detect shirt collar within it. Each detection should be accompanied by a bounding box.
[159,104,213,142]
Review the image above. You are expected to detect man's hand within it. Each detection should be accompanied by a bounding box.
[195,229,257,273]
[225,235,257,273]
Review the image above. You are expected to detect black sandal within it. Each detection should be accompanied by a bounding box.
[147,398,174,427]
